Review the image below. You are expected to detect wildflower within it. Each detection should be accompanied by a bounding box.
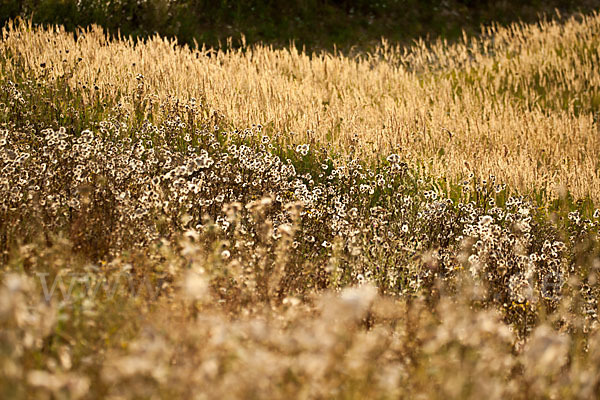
[295,144,310,156]
[386,153,400,164]
[183,270,209,301]
[479,215,493,226]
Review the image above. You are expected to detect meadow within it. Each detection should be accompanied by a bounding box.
[1,10,600,399]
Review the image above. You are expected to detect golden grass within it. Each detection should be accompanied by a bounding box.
[5,14,600,399]
[3,13,600,201]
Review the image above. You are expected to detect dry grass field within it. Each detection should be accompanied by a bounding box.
[3,12,600,201]
[2,12,600,399]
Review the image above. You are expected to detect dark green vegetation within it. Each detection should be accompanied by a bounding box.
[3,0,600,51]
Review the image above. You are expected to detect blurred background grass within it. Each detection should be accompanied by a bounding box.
[3,0,600,51]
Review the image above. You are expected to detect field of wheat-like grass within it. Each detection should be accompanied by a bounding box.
[2,13,600,399]
[3,12,600,201]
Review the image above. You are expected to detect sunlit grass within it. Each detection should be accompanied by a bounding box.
[2,14,600,201]
[2,13,600,399]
